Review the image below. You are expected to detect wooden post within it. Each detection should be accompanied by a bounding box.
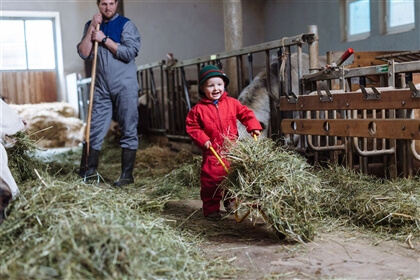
[223,0,243,98]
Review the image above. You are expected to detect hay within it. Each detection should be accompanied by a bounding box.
[148,155,201,199]
[318,164,420,235]
[0,169,230,279]
[10,102,85,148]
[7,131,45,184]
[220,138,322,243]
[3,131,419,279]
[2,136,233,279]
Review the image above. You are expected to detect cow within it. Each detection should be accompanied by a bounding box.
[1,99,26,224]
[238,52,326,141]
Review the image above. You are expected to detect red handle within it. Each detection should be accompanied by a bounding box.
[336,48,354,66]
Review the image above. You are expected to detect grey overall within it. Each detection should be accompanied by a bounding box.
[77,13,141,151]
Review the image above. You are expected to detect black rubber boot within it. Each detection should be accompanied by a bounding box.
[113,148,136,187]
[81,148,101,183]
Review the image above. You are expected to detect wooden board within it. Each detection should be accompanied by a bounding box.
[1,71,57,104]
[281,119,420,140]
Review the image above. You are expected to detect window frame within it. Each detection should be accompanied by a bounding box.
[383,0,415,35]
[343,0,371,42]
[1,11,62,72]
[1,11,65,100]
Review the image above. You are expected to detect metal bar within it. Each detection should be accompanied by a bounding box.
[180,67,191,111]
[306,135,345,152]
[171,34,313,68]
[302,60,420,82]
[247,53,253,82]
[149,68,162,129]
[137,60,165,71]
[352,137,395,156]
[410,140,420,161]
[166,67,174,134]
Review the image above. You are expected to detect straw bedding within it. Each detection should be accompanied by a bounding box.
[220,137,419,242]
[1,134,229,279]
[318,164,420,235]
[1,132,419,278]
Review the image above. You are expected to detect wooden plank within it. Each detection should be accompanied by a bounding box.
[347,51,401,68]
[279,89,420,111]
[0,71,57,104]
[281,119,420,140]
[412,73,420,84]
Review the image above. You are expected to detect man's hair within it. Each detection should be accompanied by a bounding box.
[97,0,118,4]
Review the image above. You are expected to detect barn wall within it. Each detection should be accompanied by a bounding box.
[1,1,265,76]
[2,1,419,104]
[263,1,420,57]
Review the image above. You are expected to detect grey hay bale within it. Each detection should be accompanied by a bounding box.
[220,138,322,243]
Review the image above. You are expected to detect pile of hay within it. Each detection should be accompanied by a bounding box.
[6,131,44,183]
[0,168,229,279]
[221,138,322,243]
[148,154,201,199]
[10,102,85,148]
[318,164,420,236]
[1,135,232,279]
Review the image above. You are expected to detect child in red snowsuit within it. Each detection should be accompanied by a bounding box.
[185,65,263,220]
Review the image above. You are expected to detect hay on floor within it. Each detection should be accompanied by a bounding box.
[318,164,420,235]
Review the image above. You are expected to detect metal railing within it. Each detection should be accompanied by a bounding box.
[76,25,420,178]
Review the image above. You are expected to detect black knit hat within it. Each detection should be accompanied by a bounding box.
[199,65,230,87]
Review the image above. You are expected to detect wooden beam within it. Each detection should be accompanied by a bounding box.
[279,89,420,111]
[281,119,420,140]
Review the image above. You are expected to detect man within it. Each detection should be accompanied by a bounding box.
[77,0,141,187]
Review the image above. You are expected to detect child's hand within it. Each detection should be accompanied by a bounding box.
[204,140,211,149]
[251,130,261,137]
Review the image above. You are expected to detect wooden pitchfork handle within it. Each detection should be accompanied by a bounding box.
[85,24,100,157]
[209,134,258,175]
[209,146,229,173]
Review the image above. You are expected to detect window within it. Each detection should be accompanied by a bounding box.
[1,18,56,70]
[385,0,415,34]
[1,11,65,103]
[344,0,371,42]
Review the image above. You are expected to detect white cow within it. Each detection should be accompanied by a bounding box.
[238,53,309,138]
[1,99,26,224]
[238,52,322,139]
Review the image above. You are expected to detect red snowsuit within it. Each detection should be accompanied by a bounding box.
[185,92,263,217]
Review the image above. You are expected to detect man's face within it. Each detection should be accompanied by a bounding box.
[98,0,118,20]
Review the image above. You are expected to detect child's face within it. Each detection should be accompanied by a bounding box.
[200,77,225,101]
